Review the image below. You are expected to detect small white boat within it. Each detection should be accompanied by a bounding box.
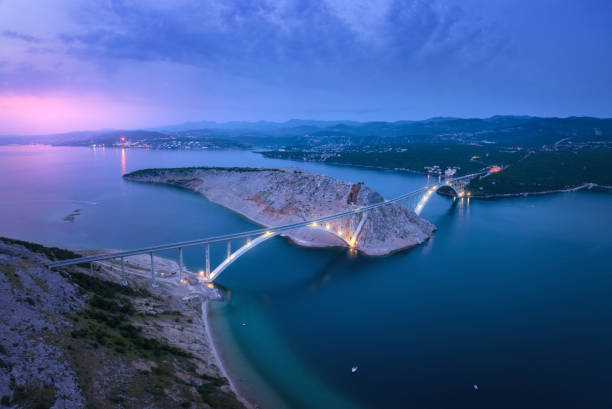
[241,322,247,327]
[351,365,358,373]
[473,384,479,391]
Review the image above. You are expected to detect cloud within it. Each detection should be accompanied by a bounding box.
[0,0,611,133]
[56,0,495,77]
[1,30,41,43]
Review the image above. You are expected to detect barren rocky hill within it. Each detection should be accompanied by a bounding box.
[124,167,436,256]
[0,238,246,409]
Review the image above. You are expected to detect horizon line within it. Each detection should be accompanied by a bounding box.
[3,114,612,138]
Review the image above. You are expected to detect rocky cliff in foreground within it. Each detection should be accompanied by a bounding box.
[124,167,436,256]
[0,237,246,409]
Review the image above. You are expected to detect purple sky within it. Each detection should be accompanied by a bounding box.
[1,0,611,134]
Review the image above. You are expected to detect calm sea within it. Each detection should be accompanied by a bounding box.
[1,145,611,409]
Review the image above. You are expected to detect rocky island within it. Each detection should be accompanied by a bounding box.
[123,167,436,256]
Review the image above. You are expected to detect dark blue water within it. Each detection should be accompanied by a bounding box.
[1,145,611,409]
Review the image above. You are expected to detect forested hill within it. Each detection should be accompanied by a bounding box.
[3,116,612,149]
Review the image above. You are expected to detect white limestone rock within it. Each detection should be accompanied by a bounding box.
[124,167,436,256]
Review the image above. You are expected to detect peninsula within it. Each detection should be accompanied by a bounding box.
[123,167,436,256]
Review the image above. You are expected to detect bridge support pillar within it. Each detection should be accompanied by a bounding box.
[151,252,158,287]
[351,211,368,246]
[121,257,128,286]
[205,244,210,277]
[178,247,183,283]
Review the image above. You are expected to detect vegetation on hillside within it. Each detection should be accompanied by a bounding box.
[469,149,612,194]
[124,166,282,179]
[0,238,245,409]
[64,270,244,408]
[262,143,612,196]
[0,237,84,264]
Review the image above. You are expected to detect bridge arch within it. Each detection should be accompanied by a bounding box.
[414,181,467,215]
[435,182,461,197]
[208,224,354,281]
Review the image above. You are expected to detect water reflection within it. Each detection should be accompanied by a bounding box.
[121,148,126,174]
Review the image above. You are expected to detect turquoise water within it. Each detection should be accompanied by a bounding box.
[1,145,611,408]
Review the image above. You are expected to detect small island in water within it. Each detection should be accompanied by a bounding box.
[124,167,436,256]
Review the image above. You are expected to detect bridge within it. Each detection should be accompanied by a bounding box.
[48,171,484,286]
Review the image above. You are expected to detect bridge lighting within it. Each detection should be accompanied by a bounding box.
[50,174,483,280]
[246,239,251,247]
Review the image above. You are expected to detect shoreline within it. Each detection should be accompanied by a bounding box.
[79,250,255,409]
[465,182,612,199]
[258,154,612,199]
[258,154,430,176]
[202,300,257,409]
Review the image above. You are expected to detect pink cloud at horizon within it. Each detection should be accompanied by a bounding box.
[0,93,177,135]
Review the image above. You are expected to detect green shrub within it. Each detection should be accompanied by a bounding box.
[0,237,86,266]
[69,272,149,298]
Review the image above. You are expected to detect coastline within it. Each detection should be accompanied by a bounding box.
[202,300,258,409]
[78,250,256,409]
[465,182,612,199]
[258,154,429,176]
[258,154,612,199]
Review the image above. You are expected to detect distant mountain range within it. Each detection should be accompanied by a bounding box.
[151,119,361,132]
[1,116,611,148]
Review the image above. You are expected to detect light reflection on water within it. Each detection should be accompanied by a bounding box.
[121,148,127,175]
